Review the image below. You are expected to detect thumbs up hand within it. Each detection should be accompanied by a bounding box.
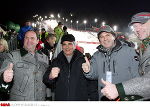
[49,67,60,79]
[101,79,119,100]
[3,63,14,83]
[82,57,90,73]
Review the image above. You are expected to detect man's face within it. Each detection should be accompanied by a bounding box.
[47,37,56,47]
[62,41,75,56]
[98,32,115,49]
[25,21,31,26]
[24,31,39,52]
[41,30,45,34]
[132,23,149,40]
[59,25,63,28]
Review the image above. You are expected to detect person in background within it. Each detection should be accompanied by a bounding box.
[84,52,99,101]
[54,22,64,43]
[40,28,49,43]
[0,38,12,101]
[63,26,68,35]
[85,53,92,61]
[17,20,33,48]
[116,32,135,48]
[52,22,64,59]
[41,33,56,64]
[76,46,84,54]
[0,38,9,68]
[77,46,99,101]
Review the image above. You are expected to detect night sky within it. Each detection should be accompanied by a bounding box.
[1,0,150,32]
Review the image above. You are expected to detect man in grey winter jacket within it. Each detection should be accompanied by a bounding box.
[101,12,150,101]
[0,30,49,101]
[82,25,139,100]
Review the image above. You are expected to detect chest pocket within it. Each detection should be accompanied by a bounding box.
[16,62,29,69]
[14,62,30,77]
[13,62,30,94]
[140,58,150,75]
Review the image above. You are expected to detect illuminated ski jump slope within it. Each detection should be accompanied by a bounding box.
[68,28,99,55]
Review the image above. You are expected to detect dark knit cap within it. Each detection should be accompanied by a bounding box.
[61,34,75,44]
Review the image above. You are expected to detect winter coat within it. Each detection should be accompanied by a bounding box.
[116,43,150,101]
[43,49,95,101]
[0,48,49,101]
[41,41,56,65]
[84,40,139,100]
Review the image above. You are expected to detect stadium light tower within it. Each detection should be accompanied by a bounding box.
[57,13,60,18]
[45,16,47,19]
[71,20,73,28]
[102,21,105,26]
[66,19,68,22]
[94,18,98,27]
[76,20,79,30]
[70,13,73,17]
[113,25,118,31]
[50,14,54,18]
[83,20,87,30]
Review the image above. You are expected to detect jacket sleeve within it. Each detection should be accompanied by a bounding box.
[123,72,150,99]
[116,45,150,100]
[84,53,99,80]
[118,48,150,100]
[43,66,55,87]
[116,73,150,101]
[0,53,13,76]
[43,58,61,87]
[128,48,140,78]
[0,73,13,93]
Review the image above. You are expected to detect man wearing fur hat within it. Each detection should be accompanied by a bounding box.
[101,12,150,101]
[82,25,139,100]
[43,34,95,101]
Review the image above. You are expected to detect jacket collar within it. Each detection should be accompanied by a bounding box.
[20,48,28,57]
[20,48,43,57]
[97,40,123,55]
[57,49,84,63]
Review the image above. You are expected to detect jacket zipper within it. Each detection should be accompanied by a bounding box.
[67,54,83,99]
[67,64,71,99]
[108,55,111,71]
[113,60,116,73]
[103,62,105,73]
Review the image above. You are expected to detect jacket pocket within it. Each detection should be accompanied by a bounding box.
[16,62,29,69]
[19,75,29,93]
[10,94,25,101]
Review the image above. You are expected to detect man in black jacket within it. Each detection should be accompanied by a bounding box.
[43,34,97,101]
